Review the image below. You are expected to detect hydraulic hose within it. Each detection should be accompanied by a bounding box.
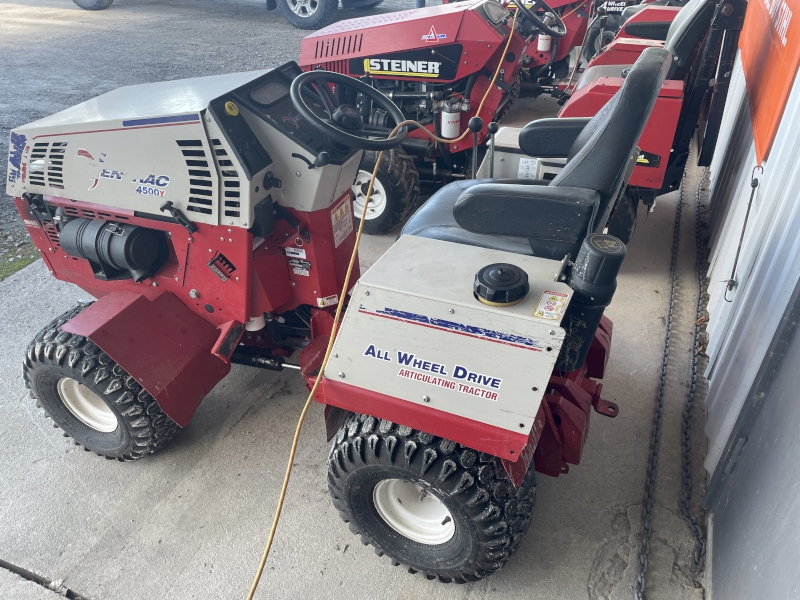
[245,8,520,599]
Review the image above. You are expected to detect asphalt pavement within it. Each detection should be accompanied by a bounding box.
[0,1,708,599]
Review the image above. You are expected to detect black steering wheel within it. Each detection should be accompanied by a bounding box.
[290,71,407,152]
[514,0,567,39]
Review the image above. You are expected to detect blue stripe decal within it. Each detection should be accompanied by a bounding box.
[374,307,542,349]
[122,114,200,127]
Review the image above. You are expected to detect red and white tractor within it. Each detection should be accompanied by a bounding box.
[7,36,670,580]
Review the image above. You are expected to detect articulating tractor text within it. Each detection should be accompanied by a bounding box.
[8,9,672,579]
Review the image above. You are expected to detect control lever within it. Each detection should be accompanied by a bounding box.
[159,201,197,234]
[292,151,331,169]
[487,121,499,179]
[468,116,484,180]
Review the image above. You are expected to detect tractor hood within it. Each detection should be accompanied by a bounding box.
[299,0,510,75]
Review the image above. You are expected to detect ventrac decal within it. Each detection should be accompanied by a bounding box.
[363,344,503,401]
[133,173,170,197]
[349,45,462,80]
[8,132,26,185]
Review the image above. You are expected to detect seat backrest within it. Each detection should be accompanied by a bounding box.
[664,0,716,68]
[549,47,672,230]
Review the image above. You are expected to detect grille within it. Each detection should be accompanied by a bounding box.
[211,138,241,219]
[313,34,363,59]
[316,60,349,74]
[62,206,129,221]
[27,141,68,189]
[177,140,214,216]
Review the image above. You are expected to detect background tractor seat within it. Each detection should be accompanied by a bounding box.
[401,47,672,261]
[576,0,716,90]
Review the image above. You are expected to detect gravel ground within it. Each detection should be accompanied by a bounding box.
[0,0,423,279]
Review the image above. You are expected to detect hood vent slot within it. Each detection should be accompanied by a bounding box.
[178,140,214,216]
[314,33,363,59]
[212,138,241,219]
[27,141,67,189]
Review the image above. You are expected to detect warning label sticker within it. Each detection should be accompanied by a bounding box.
[517,157,539,179]
[331,194,354,248]
[533,290,568,321]
[317,294,338,308]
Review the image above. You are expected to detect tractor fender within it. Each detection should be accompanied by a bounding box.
[62,291,238,427]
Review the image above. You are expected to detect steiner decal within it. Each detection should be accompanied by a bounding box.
[331,195,354,248]
[8,132,26,185]
[349,45,462,80]
[364,58,441,77]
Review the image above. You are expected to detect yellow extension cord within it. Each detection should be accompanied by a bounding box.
[245,9,519,599]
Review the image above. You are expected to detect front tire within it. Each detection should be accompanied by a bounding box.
[73,0,114,9]
[23,305,179,461]
[353,148,420,235]
[328,415,537,582]
[277,0,338,29]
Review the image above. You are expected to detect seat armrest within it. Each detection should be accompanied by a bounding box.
[624,21,671,40]
[518,118,592,158]
[453,183,599,244]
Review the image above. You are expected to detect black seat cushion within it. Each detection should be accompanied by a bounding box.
[401,179,541,256]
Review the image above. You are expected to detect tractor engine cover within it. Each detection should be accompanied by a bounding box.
[59,218,167,282]
[322,235,575,461]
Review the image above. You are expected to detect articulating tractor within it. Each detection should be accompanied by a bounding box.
[8,16,671,577]
[299,0,587,233]
[479,0,747,242]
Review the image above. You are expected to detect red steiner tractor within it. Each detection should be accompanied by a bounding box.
[8,41,670,580]
[298,0,584,233]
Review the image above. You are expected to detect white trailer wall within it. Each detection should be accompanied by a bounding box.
[703,54,800,474]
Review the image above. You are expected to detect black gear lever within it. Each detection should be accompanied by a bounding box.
[487,121,499,178]
[468,116,484,179]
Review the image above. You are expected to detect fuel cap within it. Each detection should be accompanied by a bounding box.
[474,263,529,307]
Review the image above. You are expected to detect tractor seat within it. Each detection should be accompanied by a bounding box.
[400,48,672,261]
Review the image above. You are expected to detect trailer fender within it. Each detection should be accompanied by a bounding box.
[62,291,236,427]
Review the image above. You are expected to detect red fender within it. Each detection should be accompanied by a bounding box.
[62,291,239,427]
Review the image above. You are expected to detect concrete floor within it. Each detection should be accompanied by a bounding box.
[0,1,708,598]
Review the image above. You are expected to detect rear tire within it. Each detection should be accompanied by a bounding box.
[73,0,114,9]
[607,190,639,244]
[353,148,420,235]
[277,0,338,29]
[23,304,180,461]
[327,414,537,582]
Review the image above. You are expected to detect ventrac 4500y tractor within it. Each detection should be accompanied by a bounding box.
[8,45,669,581]
[298,0,574,234]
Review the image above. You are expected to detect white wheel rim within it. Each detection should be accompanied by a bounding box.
[57,377,118,433]
[373,479,455,545]
[288,0,319,17]
[352,169,387,221]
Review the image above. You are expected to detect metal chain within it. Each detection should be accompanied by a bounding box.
[678,169,708,572]
[633,172,685,599]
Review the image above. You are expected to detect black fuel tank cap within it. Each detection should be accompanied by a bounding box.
[474,263,530,307]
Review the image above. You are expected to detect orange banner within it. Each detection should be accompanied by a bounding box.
[739,0,800,164]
